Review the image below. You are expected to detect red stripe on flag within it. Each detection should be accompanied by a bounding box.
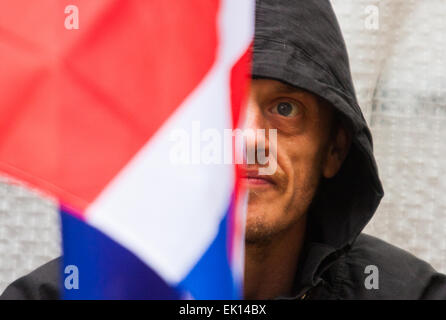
[0,0,220,211]
[227,42,252,264]
[229,42,253,128]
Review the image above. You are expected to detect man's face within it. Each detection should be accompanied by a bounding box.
[243,79,339,244]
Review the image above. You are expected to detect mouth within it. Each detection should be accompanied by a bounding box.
[241,170,276,188]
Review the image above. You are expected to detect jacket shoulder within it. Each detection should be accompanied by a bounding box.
[332,233,446,299]
[0,257,62,300]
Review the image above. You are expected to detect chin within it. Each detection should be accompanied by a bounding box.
[245,203,285,245]
[245,189,309,245]
[245,224,276,245]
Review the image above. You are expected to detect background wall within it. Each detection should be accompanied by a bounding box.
[0,0,445,293]
[332,0,446,272]
[0,178,60,293]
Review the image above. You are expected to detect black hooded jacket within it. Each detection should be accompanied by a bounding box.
[2,0,446,300]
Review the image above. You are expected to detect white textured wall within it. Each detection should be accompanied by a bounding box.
[332,0,446,273]
[0,0,445,294]
[0,178,60,293]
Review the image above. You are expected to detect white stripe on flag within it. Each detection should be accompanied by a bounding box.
[86,0,255,284]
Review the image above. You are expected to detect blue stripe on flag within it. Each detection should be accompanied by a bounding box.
[60,209,180,299]
[176,207,241,299]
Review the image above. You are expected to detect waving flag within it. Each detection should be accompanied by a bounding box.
[0,0,254,299]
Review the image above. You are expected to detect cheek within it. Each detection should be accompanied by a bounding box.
[280,137,325,203]
[281,136,324,183]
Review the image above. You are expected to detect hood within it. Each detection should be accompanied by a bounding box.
[252,0,385,293]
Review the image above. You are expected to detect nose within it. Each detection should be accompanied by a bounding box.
[244,95,265,132]
[242,95,268,165]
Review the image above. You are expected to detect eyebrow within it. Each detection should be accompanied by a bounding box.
[274,82,306,95]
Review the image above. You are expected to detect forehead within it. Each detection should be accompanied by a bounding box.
[250,78,324,106]
[251,78,304,92]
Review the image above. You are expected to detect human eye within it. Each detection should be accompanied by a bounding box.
[269,101,302,118]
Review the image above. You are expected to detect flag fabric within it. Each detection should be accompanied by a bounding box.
[0,0,254,299]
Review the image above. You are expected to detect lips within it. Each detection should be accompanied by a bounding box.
[241,169,275,186]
